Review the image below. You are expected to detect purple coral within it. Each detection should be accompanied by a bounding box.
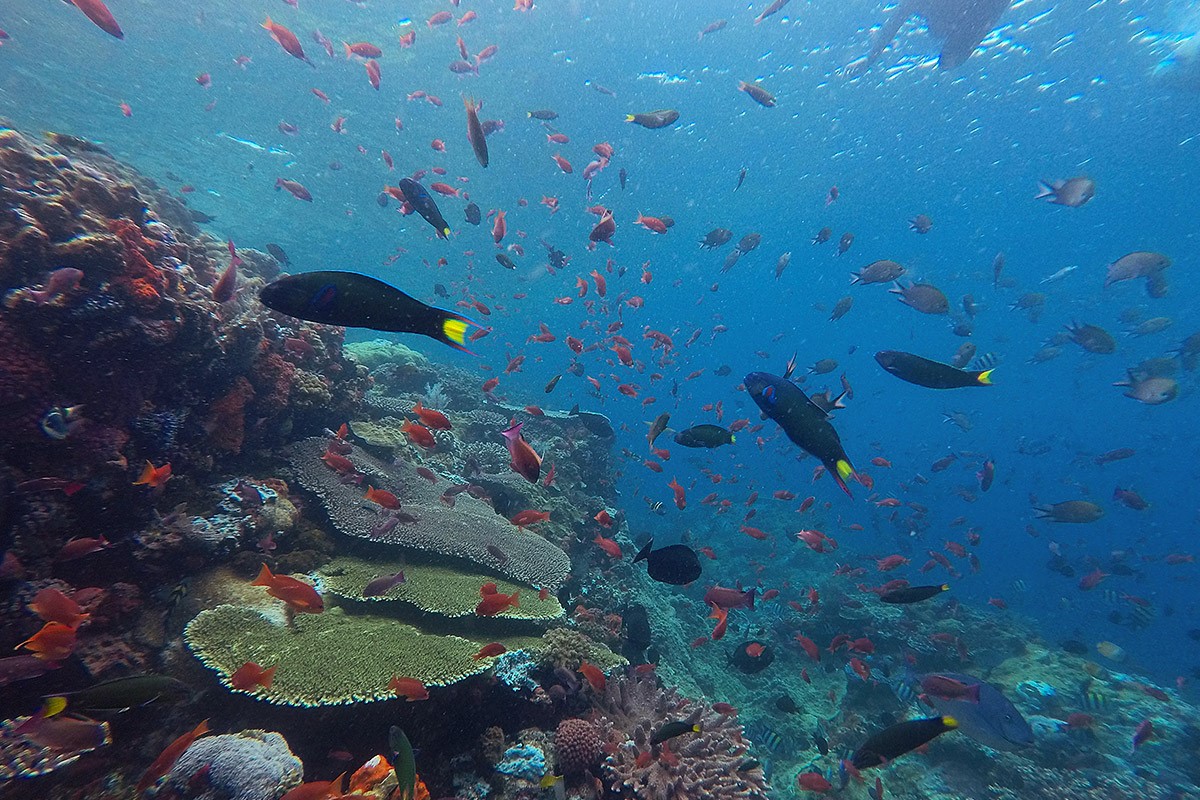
[554,718,604,775]
[596,671,768,800]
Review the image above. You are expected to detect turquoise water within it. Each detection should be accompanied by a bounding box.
[3,0,1200,797]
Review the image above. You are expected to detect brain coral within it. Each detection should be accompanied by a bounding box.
[184,604,545,707]
[317,555,564,621]
[288,437,570,589]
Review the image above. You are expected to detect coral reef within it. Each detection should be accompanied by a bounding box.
[288,437,571,590]
[318,555,564,621]
[166,729,303,800]
[553,718,604,775]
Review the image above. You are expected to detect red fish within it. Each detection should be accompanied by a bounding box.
[551,154,573,173]
[668,477,686,509]
[70,0,124,39]
[17,621,77,661]
[594,509,614,527]
[364,59,381,90]
[343,41,383,58]
[364,486,401,509]
[475,589,520,616]
[593,534,622,558]
[262,17,310,64]
[578,661,606,691]
[492,210,507,244]
[136,720,210,793]
[709,604,728,641]
[590,269,607,296]
[740,525,768,541]
[251,563,324,613]
[501,422,542,483]
[29,588,89,628]
[793,634,820,662]
[230,661,277,691]
[473,643,507,660]
[704,585,756,610]
[401,420,436,449]
[413,400,451,430]
[510,510,550,527]
[56,535,108,562]
[797,772,831,792]
[133,460,172,488]
[388,675,430,701]
[428,10,453,26]
[589,211,616,248]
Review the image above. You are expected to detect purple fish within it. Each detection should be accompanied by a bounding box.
[0,655,61,688]
[363,571,406,597]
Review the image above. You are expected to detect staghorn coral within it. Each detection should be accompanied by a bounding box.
[166,729,303,800]
[184,603,546,707]
[317,555,564,621]
[288,437,571,590]
[553,719,604,776]
[598,671,769,800]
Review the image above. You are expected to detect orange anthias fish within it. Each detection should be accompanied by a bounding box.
[70,0,124,39]
[229,661,277,692]
[472,642,507,660]
[262,17,312,64]
[501,422,542,483]
[364,486,401,509]
[29,588,89,627]
[475,588,520,616]
[400,420,436,449]
[251,563,324,613]
[133,460,172,488]
[388,675,430,701]
[136,720,210,794]
[413,400,452,430]
[593,534,621,558]
[279,773,346,800]
[17,621,77,660]
[578,660,606,691]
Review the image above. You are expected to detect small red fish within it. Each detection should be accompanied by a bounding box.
[593,534,622,558]
[388,675,430,701]
[230,661,277,692]
[133,460,172,488]
[578,660,606,691]
[136,720,210,794]
[472,643,507,660]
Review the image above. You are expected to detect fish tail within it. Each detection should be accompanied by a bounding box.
[976,369,994,385]
[251,562,274,587]
[942,715,959,729]
[1034,180,1054,199]
[633,538,653,564]
[437,311,478,353]
[42,696,68,718]
[624,114,636,122]
[729,433,736,444]
[833,459,855,497]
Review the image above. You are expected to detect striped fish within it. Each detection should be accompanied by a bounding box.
[743,721,784,754]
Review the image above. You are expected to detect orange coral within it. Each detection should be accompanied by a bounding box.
[125,277,161,311]
[205,377,255,453]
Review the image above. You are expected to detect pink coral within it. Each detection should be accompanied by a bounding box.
[554,718,604,776]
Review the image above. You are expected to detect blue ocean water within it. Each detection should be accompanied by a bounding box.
[3,0,1200,794]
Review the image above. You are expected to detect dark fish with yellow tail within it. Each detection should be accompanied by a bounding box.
[851,716,958,769]
[463,96,489,167]
[651,719,702,745]
[880,584,949,604]
[626,109,679,128]
[544,374,562,394]
[396,177,451,238]
[260,271,479,352]
[745,370,857,496]
[41,675,192,717]
[673,424,735,448]
[874,350,993,389]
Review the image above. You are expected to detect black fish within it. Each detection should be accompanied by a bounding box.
[633,538,701,585]
[527,109,558,120]
[495,253,517,270]
[745,371,856,496]
[879,584,949,604]
[651,720,701,745]
[624,603,652,653]
[433,283,449,298]
[397,177,451,238]
[266,243,290,265]
[188,208,216,224]
[625,109,679,129]
[673,424,735,449]
[875,350,994,389]
[728,640,774,674]
[714,365,732,376]
[1062,638,1090,654]
[259,271,477,351]
[776,694,800,713]
[464,202,481,225]
[44,675,192,714]
[619,167,627,189]
[813,730,829,755]
[377,192,390,208]
[735,167,747,190]
[851,716,958,769]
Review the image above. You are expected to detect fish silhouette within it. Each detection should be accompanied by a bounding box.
[854,0,1011,72]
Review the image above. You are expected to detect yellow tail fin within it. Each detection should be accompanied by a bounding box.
[42,696,68,718]
[977,369,994,385]
[625,114,636,122]
[836,459,853,480]
[442,317,469,347]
